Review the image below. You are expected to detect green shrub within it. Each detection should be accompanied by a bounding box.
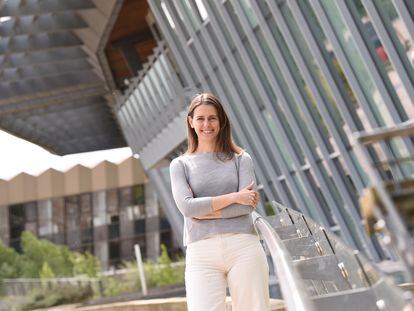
[0,232,101,282]
[70,252,101,277]
[264,202,275,216]
[20,232,73,277]
[39,262,55,279]
[144,244,184,287]
[22,284,93,310]
[101,244,185,297]
[0,242,22,279]
[102,277,129,297]
[120,261,142,291]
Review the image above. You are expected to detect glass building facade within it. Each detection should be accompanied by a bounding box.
[3,185,177,269]
[117,0,414,260]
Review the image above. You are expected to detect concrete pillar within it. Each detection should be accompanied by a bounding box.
[93,191,109,270]
[0,205,10,245]
[145,182,160,261]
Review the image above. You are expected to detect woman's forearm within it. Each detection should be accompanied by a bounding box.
[212,192,239,211]
[220,204,252,218]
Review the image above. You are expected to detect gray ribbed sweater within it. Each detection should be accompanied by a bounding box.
[169,151,256,245]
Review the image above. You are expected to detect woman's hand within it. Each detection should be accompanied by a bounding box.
[236,181,260,207]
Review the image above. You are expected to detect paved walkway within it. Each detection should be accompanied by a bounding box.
[35,297,285,311]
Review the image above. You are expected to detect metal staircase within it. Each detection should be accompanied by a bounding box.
[254,202,414,311]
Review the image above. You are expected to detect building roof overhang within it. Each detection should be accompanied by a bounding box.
[0,0,127,154]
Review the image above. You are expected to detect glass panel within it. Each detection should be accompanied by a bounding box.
[137,83,155,117]
[146,69,164,110]
[24,202,37,222]
[294,173,329,222]
[93,191,106,227]
[239,0,258,28]
[223,1,246,40]
[108,240,121,267]
[142,78,161,114]
[266,16,321,161]
[260,203,412,308]
[106,189,119,241]
[38,200,53,238]
[52,198,65,244]
[266,207,293,228]
[280,3,336,154]
[263,112,294,170]
[304,170,336,226]
[131,88,147,118]
[151,61,169,104]
[158,54,174,100]
[9,204,24,252]
[319,0,396,127]
[133,185,145,206]
[206,2,236,52]
[80,193,93,252]
[161,1,176,29]
[65,195,81,250]
[322,230,369,289]
[356,251,410,307]
[134,218,146,235]
[350,149,370,185]
[353,0,414,119]
[195,0,208,21]
[279,180,298,210]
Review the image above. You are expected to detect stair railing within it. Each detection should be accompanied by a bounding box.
[253,211,316,311]
[254,201,414,310]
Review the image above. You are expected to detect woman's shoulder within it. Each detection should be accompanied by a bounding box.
[170,152,198,167]
[170,155,186,169]
[235,149,252,160]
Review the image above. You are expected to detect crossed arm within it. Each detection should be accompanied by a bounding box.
[169,153,259,220]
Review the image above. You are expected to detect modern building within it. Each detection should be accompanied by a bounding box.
[0,157,177,269]
[0,0,413,264]
[116,0,414,262]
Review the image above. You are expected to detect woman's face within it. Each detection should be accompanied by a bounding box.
[189,104,220,143]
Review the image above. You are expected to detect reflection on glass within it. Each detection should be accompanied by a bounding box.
[320,0,393,127]
[353,0,414,119]
[239,0,258,28]
[195,0,208,21]
[280,4,336,154]
[161,1,176,29]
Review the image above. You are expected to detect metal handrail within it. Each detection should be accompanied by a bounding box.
[252,211,315,311]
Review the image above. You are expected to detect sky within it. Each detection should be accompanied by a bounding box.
[0,130,133,180]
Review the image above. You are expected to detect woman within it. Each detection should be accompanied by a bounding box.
[169,93,269,311]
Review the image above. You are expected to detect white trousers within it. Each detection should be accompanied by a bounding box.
[185,233,269,311]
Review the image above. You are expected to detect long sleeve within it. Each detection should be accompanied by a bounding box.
[169,158,214,217]
[220,152,255,218]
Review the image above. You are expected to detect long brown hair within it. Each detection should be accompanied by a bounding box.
[186,93,242,160]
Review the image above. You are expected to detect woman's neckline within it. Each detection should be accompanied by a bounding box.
[184,151,217,156]
[183,151,242,157]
